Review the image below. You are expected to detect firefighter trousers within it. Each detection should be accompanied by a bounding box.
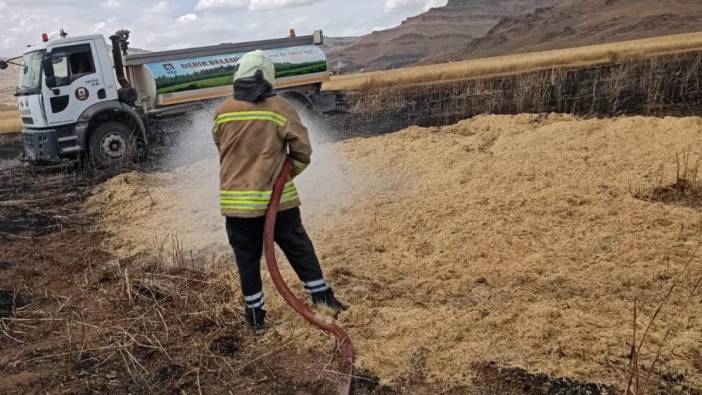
[225,207,331,310]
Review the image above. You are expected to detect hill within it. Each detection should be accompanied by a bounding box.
[436,0,702,62]
[326,0,563,72]
[328,0,702,71]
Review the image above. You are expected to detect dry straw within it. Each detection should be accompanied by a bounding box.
[89,113,702,390]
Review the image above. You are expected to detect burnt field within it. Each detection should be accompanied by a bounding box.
[3,112,702,394]
[328,51,702,138]
[0,166,633,394]
[0,167,343,394]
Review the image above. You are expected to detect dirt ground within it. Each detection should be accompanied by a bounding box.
[77,113,702,394]
[0,166,347,394]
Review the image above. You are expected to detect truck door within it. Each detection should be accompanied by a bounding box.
[43,42,106,127]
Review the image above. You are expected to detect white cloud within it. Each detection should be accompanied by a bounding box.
[288,15,309,27]
[371,25,393,32]
[194,0,248,11]
[0,1,7,12]
[103,0,120,9]
[92,21,108,31]
[384,0,446,13]
[195,0,321,11]
[148,0,169,13]
[177,13,198,22]
[248,0,321,11]
[90,17,119,35]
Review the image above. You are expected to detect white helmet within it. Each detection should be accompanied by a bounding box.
[234,50,275,85]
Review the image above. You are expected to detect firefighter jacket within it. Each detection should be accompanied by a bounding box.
[212,95,311,218]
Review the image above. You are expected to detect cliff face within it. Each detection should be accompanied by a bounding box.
[326,0,564,72]
[328,0,702,71]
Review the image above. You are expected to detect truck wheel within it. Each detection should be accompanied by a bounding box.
[88,121,137,169]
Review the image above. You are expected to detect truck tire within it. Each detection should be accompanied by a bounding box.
[88,121,137,169]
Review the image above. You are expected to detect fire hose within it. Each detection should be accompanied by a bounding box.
[263,159,355,395]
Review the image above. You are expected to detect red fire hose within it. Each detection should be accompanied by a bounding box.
[263,160,355,395]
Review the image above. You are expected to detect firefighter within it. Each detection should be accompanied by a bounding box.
[212,50,347,330]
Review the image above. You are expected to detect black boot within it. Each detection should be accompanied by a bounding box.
[244,308,267,331]
[311,289,348,314]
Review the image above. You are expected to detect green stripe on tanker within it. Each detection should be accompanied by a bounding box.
[158,76,233,95]
[145,46,328,95]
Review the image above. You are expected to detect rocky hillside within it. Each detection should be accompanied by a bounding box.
[435,0,702,62]
[326,0,563,72]
[328,0,702,71]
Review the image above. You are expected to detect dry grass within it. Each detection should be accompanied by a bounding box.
[87,113,702,391]
[0,241,338,393]
[0,106,21,134]
[632,151,702,209]
[324,31,702,92]
[331,51,702,137]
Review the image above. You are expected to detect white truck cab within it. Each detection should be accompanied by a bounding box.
[12,32,145,167]
[22,35,118,128]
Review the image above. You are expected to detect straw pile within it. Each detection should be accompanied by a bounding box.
[86,114,702,388]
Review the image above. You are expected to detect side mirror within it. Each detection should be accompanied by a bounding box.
[42,53,54,78]
[42,53,57,87]
[0,60,7,70]
[46,76,57,88]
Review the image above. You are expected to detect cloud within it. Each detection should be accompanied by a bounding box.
[371,24,393,32]
[248,0,322,11]
[194,0,248,11]
[195,0,322,11]
[92,21,108,30]
[147,0,169,13]
[177,13,198,22]
[103,0,120,9]
[383,0,446,13]
[287,15,309,26]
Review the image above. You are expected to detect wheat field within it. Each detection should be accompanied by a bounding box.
[0,105,21,134]
[324,31,702,92]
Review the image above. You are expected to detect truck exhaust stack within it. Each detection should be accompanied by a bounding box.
[109,30,130,89]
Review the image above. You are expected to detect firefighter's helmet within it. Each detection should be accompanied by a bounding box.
[234,50,275,85]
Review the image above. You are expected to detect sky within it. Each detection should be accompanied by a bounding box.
[0,0,448,56]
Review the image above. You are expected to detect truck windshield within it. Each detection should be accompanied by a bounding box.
[17,50,45,96]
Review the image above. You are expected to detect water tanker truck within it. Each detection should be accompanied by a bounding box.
[0,29,341,167]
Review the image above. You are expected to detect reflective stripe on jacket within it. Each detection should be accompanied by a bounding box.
[213,95,311,218]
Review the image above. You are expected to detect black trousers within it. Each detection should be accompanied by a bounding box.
[225,207,330,310]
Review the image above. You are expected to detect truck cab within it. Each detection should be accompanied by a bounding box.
[15,33,145,167]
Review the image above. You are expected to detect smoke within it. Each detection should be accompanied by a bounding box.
[294,110,357,217]
[161,103,355,251]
